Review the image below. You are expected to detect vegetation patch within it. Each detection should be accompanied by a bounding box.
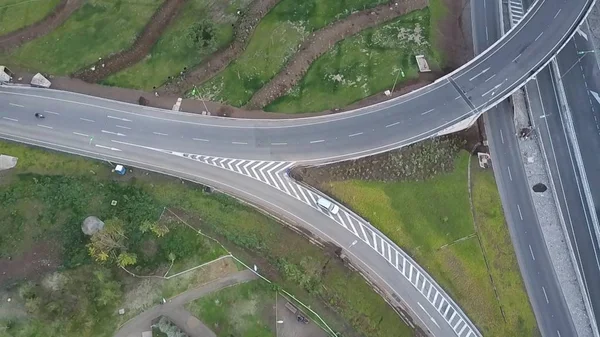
[186,279,275,337]
[0,141,413,337]
[193,0,389,107]
[0,0,61,36]
[267,8,436,113]
[103,0,248,90]
[2,0,162,75]
[298,137,537,337]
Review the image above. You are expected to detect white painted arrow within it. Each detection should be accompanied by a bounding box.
[590,90,600,104]
[101,130,126,137]
[417,302,440,328]
[577,28,589,41]
[107,115,132,122]
[95,144,122,152]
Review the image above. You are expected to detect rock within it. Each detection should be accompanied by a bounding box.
[82,216,104,235]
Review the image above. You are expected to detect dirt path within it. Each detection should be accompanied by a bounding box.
[157,0,282,95]
[114,269,257,337]
[0,0,83,53]
[72,0,186,83]
[244,0,428,110]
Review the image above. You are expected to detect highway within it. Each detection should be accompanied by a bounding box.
[0,0,595,336]
[474,0,579,336]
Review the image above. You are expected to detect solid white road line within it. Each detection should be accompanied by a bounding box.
[37,124,52,129]
[44,110,60,115]
[310,139,325,144]
[80,118,95,122]
[9,103,24,107]
[2,117,18,122]
[529,245,535,260]
[542,286,549,304]
[73,132,89,137]
[385,122,400,128]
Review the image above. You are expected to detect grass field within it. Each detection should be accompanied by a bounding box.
[103,0,246,90]
[267,8,434,113]
[0,141,412,337]
[2,0,162,74]
[186,279,275,337]
[0,0,61,35]
[193,0,389,107]
[319,151,537,337]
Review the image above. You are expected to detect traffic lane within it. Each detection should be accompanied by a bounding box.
[455,0,574,84]
[0,86,473,162]
[485,102,577,337]
[0,126,459,337]
[533,67,600,328]
[470,0,500,52]
[457,0,589,107]
[0,80,454,129]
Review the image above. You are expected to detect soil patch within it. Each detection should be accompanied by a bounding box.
[244,0,428,110]
[0,0,83,53]
[158,0,283,96]
[72,0,186,83]
[435,0,473,70]
[0,241,61,287]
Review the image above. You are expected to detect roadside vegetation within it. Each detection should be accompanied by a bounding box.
[267,8,436,113]
[0,141,413,337]
[186,279,275,337]
[0,0,61,36]
[297,135,537,337]
[102,0,248,91]
[2,0,162,75]
[193,0,390,107]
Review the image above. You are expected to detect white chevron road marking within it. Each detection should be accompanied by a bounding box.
[109,139,480,337]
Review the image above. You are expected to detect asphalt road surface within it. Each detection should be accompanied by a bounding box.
[474,0,578,336]
[0,0,595,336]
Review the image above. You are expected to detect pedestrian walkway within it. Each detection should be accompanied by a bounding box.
[114,270,257,337]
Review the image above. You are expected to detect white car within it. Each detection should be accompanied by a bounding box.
[317,197,340,215]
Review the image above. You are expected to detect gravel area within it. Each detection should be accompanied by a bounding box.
[513,88,594,337]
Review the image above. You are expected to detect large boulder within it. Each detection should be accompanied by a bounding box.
[82,216,104,235]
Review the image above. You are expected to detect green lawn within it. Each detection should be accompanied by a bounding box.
[2,0,162,75]
[192,0,389,107]
[102,0,244,90]
[186,280,275,337]
[0,0,61,35]
[319,151,537,337]
[0,141,412,337]
[267,8,435,113]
